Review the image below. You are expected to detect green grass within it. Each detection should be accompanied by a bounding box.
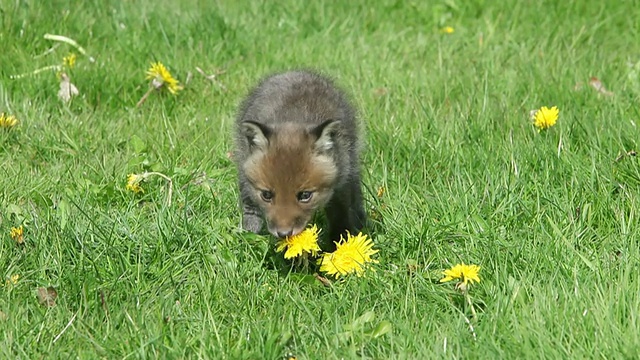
[1,0,640,358]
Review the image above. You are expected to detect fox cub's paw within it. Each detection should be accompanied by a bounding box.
[242,213,263,234]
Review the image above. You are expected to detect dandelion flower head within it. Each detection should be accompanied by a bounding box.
[63,53,76,69]
[8,274,19,285]
[10,226,24,244]
[126,173,144,194]
[440,263,481,286]
[146,62,182,94]
[533,106,559,131]
[319,232,378,279]
[276,225,321,259]
[0,113,18,129]
[441,26,455,34]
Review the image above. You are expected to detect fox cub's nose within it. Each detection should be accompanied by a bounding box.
[276,230,293,238]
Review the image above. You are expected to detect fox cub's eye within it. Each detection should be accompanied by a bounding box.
[297,191,314,203]
[260,190,274,202]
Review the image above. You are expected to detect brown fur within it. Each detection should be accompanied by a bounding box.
[234,70,366,246]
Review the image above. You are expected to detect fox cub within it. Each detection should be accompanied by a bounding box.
[234,70,366,247]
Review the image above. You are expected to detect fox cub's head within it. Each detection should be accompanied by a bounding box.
[241,120,341,238]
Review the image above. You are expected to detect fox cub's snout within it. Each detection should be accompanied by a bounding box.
[234,70,366,247]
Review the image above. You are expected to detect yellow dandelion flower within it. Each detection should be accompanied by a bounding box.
[3,274,19,287]
[126,173,144,194]
[533,106,559,131]
[440,263,481,286]
[9,275,19,285]
[276,225,321,259]
[376,186,385,198]
[0,113,18,129]
[441,26,455,34]
[63,53,76,69]
[319,232,378,279]
[10,226,24,245]
[146,62,182,94]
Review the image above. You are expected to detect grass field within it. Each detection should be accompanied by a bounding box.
[2,0,640,358]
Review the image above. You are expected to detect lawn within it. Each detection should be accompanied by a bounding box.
[1,0,640,358]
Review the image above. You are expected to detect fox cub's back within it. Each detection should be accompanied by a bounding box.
[234,70,365,247]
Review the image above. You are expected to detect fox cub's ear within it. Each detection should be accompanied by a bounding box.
[311,119,341,153]
[241,121,271,152]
